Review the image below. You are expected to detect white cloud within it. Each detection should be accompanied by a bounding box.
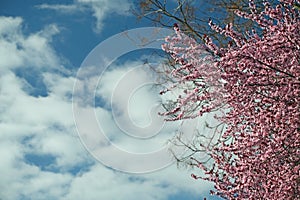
[0,17,61,73]
[35,4,80,13]
[0,16,215,200]
[0,16,22,35]
[36,0,132,33]
[93,62,181,149]
[63,164,213,200]
[0,16,87,199]
[80,0,132,32]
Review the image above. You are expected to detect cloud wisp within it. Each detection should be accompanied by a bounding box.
[35,0,132,33]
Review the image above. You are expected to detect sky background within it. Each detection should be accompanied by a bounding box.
[0,1,223,200]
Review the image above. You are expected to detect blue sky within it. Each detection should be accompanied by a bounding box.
[0,1,223,200]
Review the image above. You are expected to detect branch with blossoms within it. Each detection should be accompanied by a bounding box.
[160,0,299,199]
[159,23,226,121]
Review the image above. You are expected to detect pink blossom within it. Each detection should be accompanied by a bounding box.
[161,0,300,199]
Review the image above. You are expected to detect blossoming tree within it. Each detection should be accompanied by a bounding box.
[160,0,300,199]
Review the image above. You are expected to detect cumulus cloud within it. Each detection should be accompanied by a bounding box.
[0,16,88,199]
[0,15,215,200]
[36,0,132,33]
[62,164,214,200]
[0,17,61,73]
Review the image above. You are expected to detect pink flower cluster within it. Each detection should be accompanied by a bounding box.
[161,0,299,199]
[161,24,225,121]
